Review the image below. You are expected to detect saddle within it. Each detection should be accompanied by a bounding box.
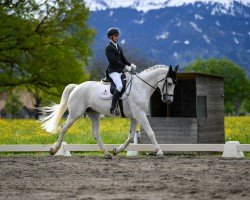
[99,73,128,118]
[101,73,127,95]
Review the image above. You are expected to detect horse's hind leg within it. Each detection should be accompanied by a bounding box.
[86,111,112,159]
[113,118,137,155]
[50,115,79,155]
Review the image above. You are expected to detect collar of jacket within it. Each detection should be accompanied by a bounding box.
[109,40,118,48]
[109,41,121,53]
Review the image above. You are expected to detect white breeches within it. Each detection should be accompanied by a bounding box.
[109,72,123,92]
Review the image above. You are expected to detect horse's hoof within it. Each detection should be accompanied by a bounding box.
[103,154,112,159]
[113,147,118,156]
[156,153,164,158]
[50,148,56,156]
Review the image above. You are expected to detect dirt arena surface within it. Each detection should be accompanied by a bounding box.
[0,155,249,200]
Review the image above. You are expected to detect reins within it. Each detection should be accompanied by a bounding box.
[122,70,170,99]
[131,71,166,90]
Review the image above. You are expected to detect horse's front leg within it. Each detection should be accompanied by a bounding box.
[87,111,112,159]
[135,112,164,156]
[113,119,137,155]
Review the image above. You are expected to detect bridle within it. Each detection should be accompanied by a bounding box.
[161,75,177,98]
[132,72,176,97]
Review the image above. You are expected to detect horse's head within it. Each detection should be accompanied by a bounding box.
[157,65,178,103]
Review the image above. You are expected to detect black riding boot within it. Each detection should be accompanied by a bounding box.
[110,89,121,115]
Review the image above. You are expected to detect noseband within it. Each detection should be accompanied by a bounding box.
[161,75,176,97]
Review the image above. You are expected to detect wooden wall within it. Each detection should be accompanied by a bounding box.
[150,80,196,117]
[150,90,167,117]
[196,76,225,143]
[141,73,225,144]
[140,117,198,144]
[169,80,196,117]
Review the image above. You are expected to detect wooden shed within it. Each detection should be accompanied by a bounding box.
[140,72,225,144]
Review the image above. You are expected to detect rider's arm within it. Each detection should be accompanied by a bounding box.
[106,47,126,68]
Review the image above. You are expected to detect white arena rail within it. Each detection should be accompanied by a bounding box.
[0,141,249,158]
[0,144,51,152]
[64,144,225,152]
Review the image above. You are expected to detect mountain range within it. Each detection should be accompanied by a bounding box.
[85,0,250,76]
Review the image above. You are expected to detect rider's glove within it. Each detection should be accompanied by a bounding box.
[130,63,137,71]
[125,65,132,72]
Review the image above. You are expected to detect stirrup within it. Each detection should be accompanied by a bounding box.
[110,106,120,115]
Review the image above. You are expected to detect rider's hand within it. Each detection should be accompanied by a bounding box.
[125,65,132,72]
[131,63,137,71]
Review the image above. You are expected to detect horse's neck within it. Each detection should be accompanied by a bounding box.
[135,68,167,99]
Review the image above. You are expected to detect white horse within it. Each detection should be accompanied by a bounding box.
[40,65,178,158]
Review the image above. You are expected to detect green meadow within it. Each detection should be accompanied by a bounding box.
[0,117,249,145]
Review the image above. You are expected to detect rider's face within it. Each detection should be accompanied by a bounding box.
[111,34,119,43]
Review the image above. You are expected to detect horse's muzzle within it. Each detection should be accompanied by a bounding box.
[162,94,173,104]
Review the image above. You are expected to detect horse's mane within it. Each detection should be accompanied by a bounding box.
[138,65,168,74]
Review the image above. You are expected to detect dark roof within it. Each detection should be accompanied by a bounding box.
[177,72,225,80]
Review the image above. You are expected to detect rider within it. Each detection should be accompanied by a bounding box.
[105,27,137,115]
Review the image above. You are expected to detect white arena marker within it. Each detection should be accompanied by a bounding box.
[54,142,71,156]
[222,141,244,158]
[127,131,141,156]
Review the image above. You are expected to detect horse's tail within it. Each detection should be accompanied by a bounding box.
[39,84,77,133]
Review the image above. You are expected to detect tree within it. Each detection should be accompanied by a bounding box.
[184,58,250,115]
[240,99,250,114]
[0,0,95,117]
[4,90,23,119]
[239,83,250,114]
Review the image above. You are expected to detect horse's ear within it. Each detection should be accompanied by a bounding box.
[174,65,179,72]
[169,65,173,73]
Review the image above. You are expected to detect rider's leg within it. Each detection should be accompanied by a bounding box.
[109,72,123,114]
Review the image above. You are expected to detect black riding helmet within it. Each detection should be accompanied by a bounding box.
[107,28,119,38]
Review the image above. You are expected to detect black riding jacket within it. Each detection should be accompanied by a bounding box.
[105,42,131,74]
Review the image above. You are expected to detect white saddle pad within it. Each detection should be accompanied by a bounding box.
[98,84,129,100]
[98,73,132,100]
[98,84,113,99]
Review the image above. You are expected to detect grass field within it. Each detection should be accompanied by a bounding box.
[224,116,250,144]
[0,116,249,145]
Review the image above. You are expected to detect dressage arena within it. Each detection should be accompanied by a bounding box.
[0,155,249,200]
